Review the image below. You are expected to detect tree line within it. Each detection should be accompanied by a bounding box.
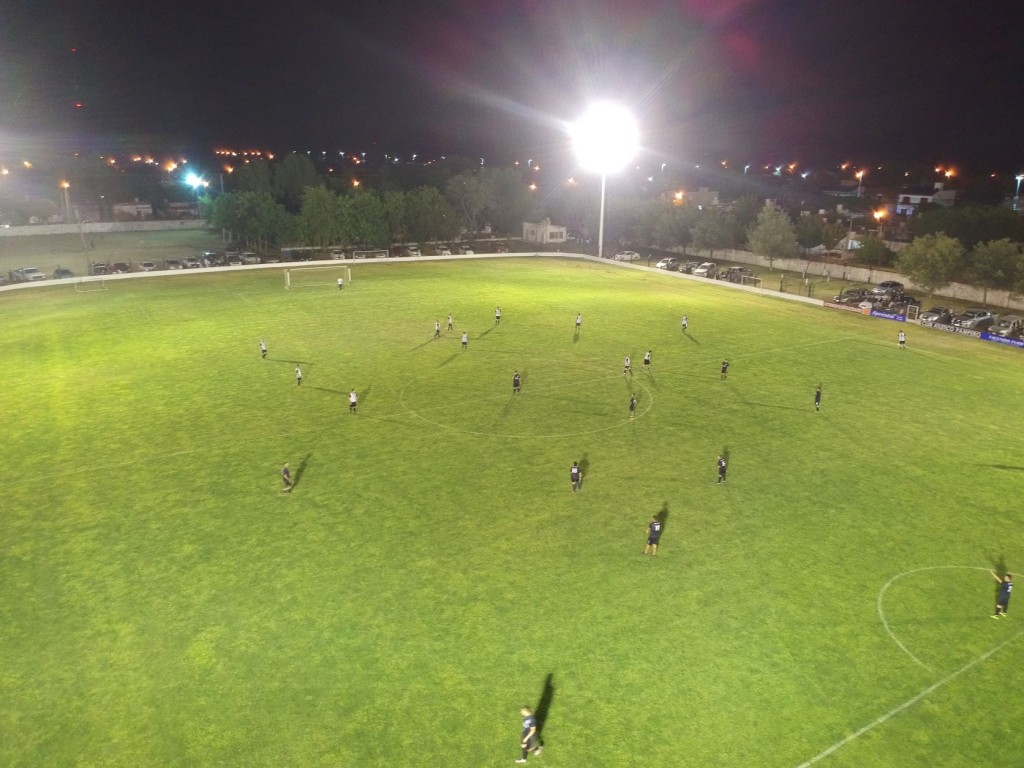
[200,153,1024,297]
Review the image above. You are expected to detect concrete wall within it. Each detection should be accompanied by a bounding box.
[0,220,209,238]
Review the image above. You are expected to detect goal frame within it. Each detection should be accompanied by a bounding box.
[74,278,108,293]
[740,275,763,289]
[284,265,352,290]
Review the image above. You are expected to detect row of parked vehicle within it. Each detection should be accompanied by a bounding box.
[833,281,920,308]
[920,306,1023,336]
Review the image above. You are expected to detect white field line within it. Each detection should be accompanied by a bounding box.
[876,565,994,671]
[793,628,1024,768]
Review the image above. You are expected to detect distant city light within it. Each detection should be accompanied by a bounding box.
[352,179,360,187]
[60,180,70,189]
[529,183,537,191]
[22,160,32,168]
[1,167,9,175]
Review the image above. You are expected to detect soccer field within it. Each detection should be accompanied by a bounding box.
[2,258,1022,767]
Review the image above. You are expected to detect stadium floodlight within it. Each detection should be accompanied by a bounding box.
[570,102,639,260]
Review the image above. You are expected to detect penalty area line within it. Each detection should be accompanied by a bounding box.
[793,628,1024,768]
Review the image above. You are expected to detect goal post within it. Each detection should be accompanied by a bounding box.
[740,275,763,289]
[74,278,108,293]
[284,264,352,290]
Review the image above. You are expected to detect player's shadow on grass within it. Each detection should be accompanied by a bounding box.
[534,673,555,748]
[684,332,700,345]
[722,446,731,468]
[657,501,669,530]
[479,325,497,338]
[274,359,315,366]
[293,453,311,488]
[308,386,344,395]
[578,453,589,490]
[410,337,439,351]
[991,554,1008,577]
[438,351,463,368]
[979,464,1024,472]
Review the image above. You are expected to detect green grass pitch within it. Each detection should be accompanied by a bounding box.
[2,258,1023,767]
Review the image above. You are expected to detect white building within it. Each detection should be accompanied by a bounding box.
[522,218,567,245]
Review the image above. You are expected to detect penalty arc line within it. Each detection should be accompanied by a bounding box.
[793,627,1024,768]
[876,565,994,671]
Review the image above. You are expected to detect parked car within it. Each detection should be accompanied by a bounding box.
[872,280,905,295]
[435,245,452,256]
[919,306,952,323]
[990,315,1024,338]
[182,258,202,269]
[692,262,718,278]
[91,263,110,276]
[240,252,260,264]
[406,246,422,257]
[226,254,242,266]
[613,250,640,262]
[495,243,509,253]
[833,288,873,305]
[458,245,475,255]
[680,260,701,274]
[953,308,996,330]
[329,249,346,260]
[52,267,75,279]
[14,267,47,281]
[655,257,680,271]
[262,254,281,263]
[165,259,184,270]
[138,261,158,271]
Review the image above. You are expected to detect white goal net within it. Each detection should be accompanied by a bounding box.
[284,265,352,290]
[74,278,108,293]
[741,275,763,289]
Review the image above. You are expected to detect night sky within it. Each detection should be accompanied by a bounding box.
[2,0,1022,168]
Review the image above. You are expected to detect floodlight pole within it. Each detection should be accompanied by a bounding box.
[597,172,607,259]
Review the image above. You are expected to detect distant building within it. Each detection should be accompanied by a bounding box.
[113,201,153,220]
[523,218,567,244]
[894,183,956,215]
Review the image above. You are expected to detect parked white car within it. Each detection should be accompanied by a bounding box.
[613,251,640,262]
[14,267,46,281]
[436,245,452,256]
[693,262,718,278]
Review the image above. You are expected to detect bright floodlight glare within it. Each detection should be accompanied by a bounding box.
[571,102,639,175]
[185,172,202,188]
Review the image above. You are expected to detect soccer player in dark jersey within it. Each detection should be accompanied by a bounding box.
[717,455,727,484]
[643,350,652,371]
[992,571,1013,618]
[280,462,293,493]
[516,706,542,763]
[644,514,663,555]
[629,394,637,418]
[570,461,581,493]
[513,371,521,394]
[721,360,729,379]
[814,384,822,412]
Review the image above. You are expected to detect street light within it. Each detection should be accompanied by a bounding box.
[60,181,72,224]
[855,170,865,198]
[1015,174,1024,211]
[570,101,639,259]
[873,209,886,240]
